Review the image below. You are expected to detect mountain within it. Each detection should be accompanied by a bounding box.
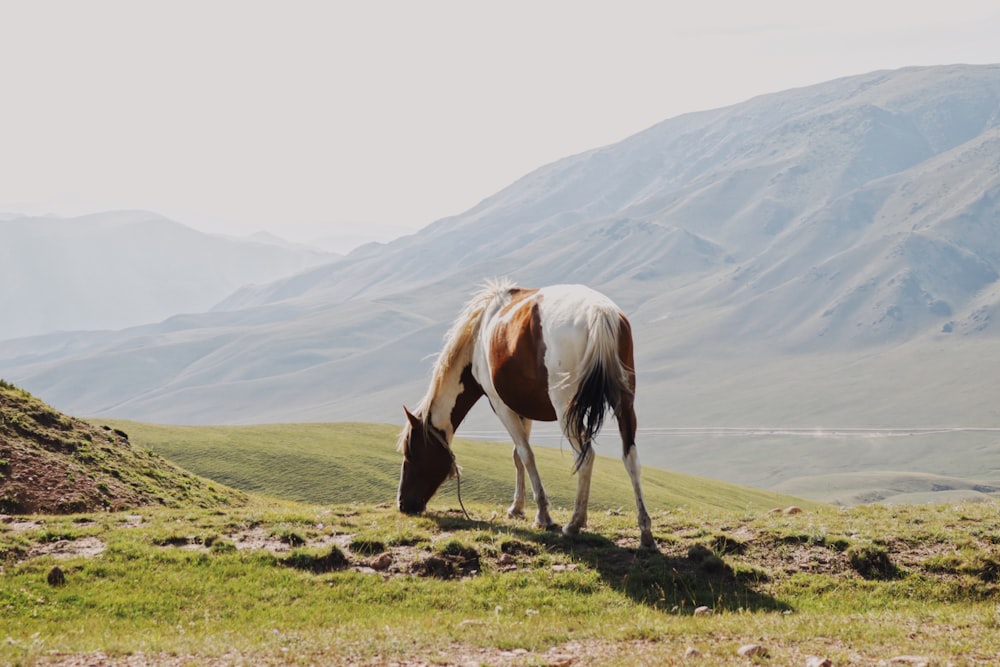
[0,210,335,341]
[2,65,1000,479]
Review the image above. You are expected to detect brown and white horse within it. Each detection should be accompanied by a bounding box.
[396,280,655,548]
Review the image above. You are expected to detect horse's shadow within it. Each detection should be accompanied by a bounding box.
[426,511,790,614]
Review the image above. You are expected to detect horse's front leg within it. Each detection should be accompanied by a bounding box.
[495,408,554,529]
[513,441,555,529]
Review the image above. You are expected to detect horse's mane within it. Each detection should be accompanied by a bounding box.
[397,278,516,452]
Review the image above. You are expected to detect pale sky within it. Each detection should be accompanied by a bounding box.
[2,1,999,252]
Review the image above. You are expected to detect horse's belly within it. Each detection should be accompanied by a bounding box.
[494,379,557,422]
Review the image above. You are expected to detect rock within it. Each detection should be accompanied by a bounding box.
[684,647,702,659]
[47,566,66,586]
[785,506,804,514]
[368,552,393,571]
[737,644,768,658]
[693,605,713,616]
[498,552,516,566]
[806,657,833,667]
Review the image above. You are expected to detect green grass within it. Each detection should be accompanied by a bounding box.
[3,499,1000,665]
[0,417,990,664]
[97,419,810,515]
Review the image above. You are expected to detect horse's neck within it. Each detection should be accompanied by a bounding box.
[424,362,484,441]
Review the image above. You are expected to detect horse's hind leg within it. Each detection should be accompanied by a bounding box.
[508,445,526,519]
[618,400,655,548]
[563,441,595,537]
[623,445,654,548]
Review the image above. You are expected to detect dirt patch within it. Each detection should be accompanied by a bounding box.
[1,516,42,532]
[228,526,345,554]
[29,536,106,560]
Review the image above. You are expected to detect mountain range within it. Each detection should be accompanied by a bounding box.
[0,210,334,340]
[2,64,1000,496]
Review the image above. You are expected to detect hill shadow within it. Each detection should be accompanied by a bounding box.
[427,512,790,614]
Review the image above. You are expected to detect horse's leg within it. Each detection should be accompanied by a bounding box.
[550,381,596,538]
[562,437,595,537]
[508,419,530,519]
[617,398,655,548]
[495,406,554,529]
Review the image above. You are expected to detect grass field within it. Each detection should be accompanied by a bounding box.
[3,420,1000,665]
[3,497,1000,665]
[96,419,810,514]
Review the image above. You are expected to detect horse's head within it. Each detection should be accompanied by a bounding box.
[397,406,454,514]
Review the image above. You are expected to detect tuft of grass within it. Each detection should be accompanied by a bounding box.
[847,543,899,580]
[283,545,350,573]
[349,535,386,556]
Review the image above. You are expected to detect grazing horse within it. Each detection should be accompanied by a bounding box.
[396,280,655,548]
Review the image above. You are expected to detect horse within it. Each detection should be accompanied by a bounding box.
[396,279,655,548]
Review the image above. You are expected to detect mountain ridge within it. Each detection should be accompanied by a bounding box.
[0,210,336,341]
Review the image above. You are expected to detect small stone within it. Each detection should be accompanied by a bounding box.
[47,566,66,586]
[368,553,392,570]
[684,647,702,659]
[806,657,833,667]
[737,644,768,658]
[693,605,713,616]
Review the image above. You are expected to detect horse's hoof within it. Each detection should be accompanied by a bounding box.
[562,523,582,537]
[507,507,525,520]
[640,532,657,549]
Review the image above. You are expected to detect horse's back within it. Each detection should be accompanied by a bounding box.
[535,284,627,371]
[479,284,628,416]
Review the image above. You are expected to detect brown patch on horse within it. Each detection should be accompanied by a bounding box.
[489,290,557,422]
[450,364,485,429]
[615,312,639,453]
[616,312,636,393]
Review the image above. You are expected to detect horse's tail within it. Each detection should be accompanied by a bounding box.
[564,307,635,472]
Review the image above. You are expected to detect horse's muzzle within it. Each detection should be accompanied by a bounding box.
[399,499,426,515]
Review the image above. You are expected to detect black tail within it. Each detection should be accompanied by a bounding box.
[563,312,632,472]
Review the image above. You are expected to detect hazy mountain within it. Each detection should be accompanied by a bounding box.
[2,65,1000,464]
[0,211,336,341]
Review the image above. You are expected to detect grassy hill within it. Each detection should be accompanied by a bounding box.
[98,419,812,515]
[0,381,244,513]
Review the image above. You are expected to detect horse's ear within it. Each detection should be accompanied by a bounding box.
[403,406,421,428]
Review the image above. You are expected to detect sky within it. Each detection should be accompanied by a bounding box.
[2,1,999,253]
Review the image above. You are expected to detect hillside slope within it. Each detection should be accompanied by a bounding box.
[0,381,243,513]
[101,419,811,513]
